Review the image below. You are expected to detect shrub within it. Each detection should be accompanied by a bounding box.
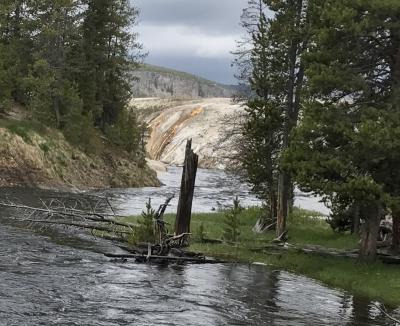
[105,108,145,157]
[129,198,156,244]
[222,196,242,242]
[0,119,48,143]
[63,109,103,154]
[7,123,31,143]
[39,142,51,153]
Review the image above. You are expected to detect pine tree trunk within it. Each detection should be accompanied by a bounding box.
[276,0,305,238]
[359,204,380,262]
[270,191,277,219]
[276,172,290,237]
[392,214,400,253]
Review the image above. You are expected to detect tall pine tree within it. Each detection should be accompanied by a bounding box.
[234,0,312,236]
[0,0,34,107]
[25,0,82,128]
[232,0,282,222]
[78,0,143,129]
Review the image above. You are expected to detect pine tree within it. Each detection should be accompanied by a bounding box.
[78,0,143,129]
[232,0,282,221]
[25,0,82,128]
[222,197,242,242]
[0,0,34,107]
[267,0,311,238]
[133,198,156,244]
[233,0,312,235]
[0,0,145,156]
[286,0,400,260]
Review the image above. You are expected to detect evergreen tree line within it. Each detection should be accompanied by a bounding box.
[234,0,400,261]
[0,0,143,155]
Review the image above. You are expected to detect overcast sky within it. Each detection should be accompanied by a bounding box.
[134,0,249,84]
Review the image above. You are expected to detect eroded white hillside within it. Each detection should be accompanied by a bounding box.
[132,98,243,169]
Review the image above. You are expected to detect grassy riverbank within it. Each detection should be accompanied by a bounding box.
[123,207,400,306]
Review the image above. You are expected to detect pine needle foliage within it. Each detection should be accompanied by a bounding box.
[130,198,156,244]
[222,197,243,242]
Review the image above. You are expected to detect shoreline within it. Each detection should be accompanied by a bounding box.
[122,208,400,307]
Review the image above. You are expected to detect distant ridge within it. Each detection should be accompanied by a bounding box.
[132,64,238,98]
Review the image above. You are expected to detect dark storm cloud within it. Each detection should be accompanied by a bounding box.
[133,0,249,84]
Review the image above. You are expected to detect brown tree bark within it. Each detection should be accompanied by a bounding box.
[359,204,380,262]
[276,0,307,238]
[270,191,277,219]
[174,139,198,235]
[392,213,400,253]
[276,173,290,237]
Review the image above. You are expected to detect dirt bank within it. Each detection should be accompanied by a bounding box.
[0,127,160,190]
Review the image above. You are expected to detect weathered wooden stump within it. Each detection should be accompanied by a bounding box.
[174,139,199,236]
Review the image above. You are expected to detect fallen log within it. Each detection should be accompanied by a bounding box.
[200,238,224,244]
[103,252,226,264]
[259,242,400,264]
[253,218,276,233]
[272,230,288,243]
[373,303,400,324]
[24,219,132,235]
[0,202,137,229]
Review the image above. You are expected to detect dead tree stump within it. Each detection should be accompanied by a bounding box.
[174,139,199,236]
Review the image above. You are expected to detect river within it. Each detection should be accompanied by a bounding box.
[0,167,397,325]
[95,166,330,216]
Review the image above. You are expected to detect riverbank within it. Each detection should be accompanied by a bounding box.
[123,208,400,307]
[0,119,160,190]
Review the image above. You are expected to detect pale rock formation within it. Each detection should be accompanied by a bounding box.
[132,68,236,99]
[132,98,243,169]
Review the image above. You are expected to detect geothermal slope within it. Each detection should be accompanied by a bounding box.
[132,98,243,169]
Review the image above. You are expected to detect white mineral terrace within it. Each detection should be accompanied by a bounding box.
[133,97,243,169]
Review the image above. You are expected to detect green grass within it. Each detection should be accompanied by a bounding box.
[122,207,400,306]
[0,119,48,143]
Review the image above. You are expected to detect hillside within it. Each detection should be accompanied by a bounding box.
[132,98,243,169]
[131,64,237,98]
[0,111,160,190]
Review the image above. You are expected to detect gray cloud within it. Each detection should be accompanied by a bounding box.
[135,0,247,34]
[133,0,248,84]
[148,55,237,85]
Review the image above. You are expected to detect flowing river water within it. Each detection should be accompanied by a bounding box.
[0,167,398,325]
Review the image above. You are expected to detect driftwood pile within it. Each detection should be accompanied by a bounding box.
[0,194,220,264]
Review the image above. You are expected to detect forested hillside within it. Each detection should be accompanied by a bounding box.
[1,0,141,142]
[0,0,158,188]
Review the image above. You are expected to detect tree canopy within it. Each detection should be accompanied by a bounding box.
[236,0,400,260]
[0,0,144,155]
